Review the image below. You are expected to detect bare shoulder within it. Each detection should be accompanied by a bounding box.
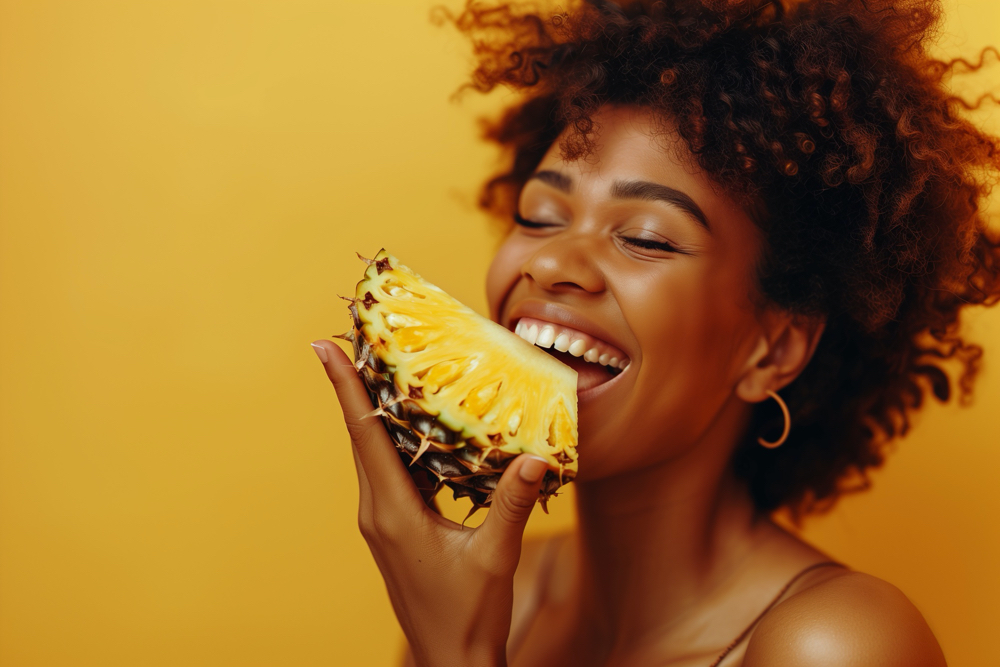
[743,570,946,667]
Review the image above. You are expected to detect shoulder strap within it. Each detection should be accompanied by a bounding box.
[709,560,846,667]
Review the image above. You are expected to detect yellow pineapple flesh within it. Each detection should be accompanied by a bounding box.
[341,250,578,512]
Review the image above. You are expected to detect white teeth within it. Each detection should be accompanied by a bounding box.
[536,326,556,348]
[514,319,631,370]
[526,324,539,345]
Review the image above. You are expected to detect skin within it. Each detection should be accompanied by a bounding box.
[312,105,946,667]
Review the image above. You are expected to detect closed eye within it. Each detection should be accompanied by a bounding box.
[513,212,559,229]
[620,236,685,254]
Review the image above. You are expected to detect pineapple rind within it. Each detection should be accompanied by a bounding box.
[348,250,579,509]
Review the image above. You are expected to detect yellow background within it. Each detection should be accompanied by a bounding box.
[0,1,997,665]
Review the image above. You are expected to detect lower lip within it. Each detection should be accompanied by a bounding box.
[577,362,630,405]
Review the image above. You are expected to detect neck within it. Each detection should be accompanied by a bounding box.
[570,398,768,647]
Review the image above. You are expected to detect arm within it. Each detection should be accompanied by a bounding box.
[743,572,947,667]
[313,340,550,667]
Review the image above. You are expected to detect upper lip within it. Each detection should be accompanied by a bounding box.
[505,300,632,359]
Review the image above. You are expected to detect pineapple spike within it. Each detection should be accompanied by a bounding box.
[538,496,550,514]
[362,394,405,420]
[338,294,360,304]
[461,504,481,528]
[361,405,385,420]
[332,330,356,342]
[410,435,433,466]
[380,395,407,417]
[360,392,387,419]
[353,345,371,372]
[355,252,375,266]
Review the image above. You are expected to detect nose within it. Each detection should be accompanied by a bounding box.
[521,235,606,294]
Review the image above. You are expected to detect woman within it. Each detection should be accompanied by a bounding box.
[311,0,1000,664]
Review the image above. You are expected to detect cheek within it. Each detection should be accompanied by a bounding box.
[637,266,755,392]
[486,234,529,322]
[606,263,757,451]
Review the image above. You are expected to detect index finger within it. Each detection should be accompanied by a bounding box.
[311,339,423,508]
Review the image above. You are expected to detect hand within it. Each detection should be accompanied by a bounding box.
[312,340,550,667]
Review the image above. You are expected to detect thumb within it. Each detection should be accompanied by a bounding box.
[477,454,549,547]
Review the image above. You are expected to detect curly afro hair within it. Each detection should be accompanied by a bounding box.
[439,0,1000,518]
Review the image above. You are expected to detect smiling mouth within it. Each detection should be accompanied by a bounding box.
[512,316,631,392]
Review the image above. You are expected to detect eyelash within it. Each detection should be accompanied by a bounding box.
[512,212,555,229]
[513,212,681,254]
[619,236,681,254]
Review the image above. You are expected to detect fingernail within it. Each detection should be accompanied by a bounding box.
[519,456,548,484]
[311,343,328,364]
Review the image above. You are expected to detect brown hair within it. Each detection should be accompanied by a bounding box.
[441,0,1000,517]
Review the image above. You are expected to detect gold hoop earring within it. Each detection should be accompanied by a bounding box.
[758,389,790,449]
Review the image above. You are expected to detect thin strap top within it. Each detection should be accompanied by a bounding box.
[508,542,845,667]
[708,560,847,667]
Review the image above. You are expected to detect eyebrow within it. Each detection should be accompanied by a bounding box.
[527,170,711,233]
[610,180,711,233]
[528,170,573,193]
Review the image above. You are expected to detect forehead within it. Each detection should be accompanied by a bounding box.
[538,106,710,195]
[542,106,691,169]
[533,105,760,242]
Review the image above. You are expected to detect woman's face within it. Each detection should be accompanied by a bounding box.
[487,105,768,481]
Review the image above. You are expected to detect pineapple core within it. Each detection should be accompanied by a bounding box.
[345,250,579,510]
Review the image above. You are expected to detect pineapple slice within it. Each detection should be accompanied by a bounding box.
[341,250,578,512]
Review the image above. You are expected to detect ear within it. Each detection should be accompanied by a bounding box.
[735,310,826,403]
